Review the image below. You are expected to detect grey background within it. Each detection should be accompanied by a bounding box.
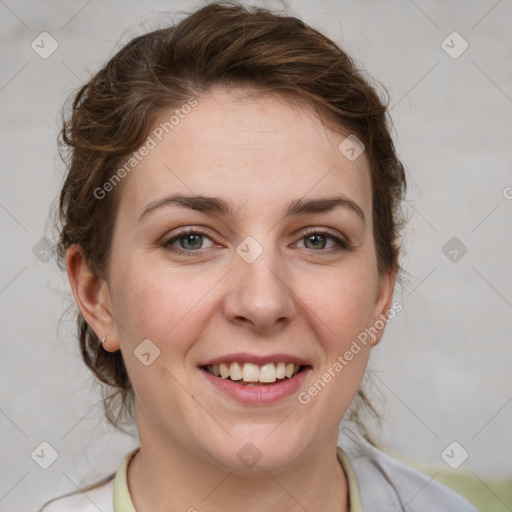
[1,0,511,510]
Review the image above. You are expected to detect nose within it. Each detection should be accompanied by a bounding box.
[222,244,296,333]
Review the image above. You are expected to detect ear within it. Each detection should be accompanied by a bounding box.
[369,268,398,347]
[66,244,120,352]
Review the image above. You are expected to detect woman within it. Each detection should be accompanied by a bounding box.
[42,2,480,510]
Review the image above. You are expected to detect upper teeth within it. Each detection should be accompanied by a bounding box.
[206,362,301,383]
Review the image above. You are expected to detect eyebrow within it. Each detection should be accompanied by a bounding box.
[138,193,366,225]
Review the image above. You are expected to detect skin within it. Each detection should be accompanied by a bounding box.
[67,85,396,511]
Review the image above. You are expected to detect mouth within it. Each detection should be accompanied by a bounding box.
[198,353,312,403]
[201,362,308,386]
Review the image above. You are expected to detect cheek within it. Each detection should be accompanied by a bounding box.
[302,275,374,415]
[305,265,377,343]
[110,256,217,350]
[301,261,377,406]
[108,261,207,410]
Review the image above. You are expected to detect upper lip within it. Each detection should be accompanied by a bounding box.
[199,352,311,367]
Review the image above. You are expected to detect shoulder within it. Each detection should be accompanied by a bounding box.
[339,431,481,511]
[40,477,114,512]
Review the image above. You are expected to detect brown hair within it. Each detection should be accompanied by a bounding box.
[53,1,406,440]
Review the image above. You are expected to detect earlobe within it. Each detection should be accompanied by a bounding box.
[370,268,397,346]
[65,244,120,352]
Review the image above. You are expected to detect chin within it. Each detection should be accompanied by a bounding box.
[204,428,308,473]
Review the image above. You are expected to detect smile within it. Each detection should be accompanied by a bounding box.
[204,362,303,385]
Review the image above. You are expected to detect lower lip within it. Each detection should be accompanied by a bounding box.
[200,367,311,404]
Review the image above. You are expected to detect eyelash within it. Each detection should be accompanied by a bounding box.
[161,227,350,256]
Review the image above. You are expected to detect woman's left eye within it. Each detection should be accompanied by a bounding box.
[295,231,348,251]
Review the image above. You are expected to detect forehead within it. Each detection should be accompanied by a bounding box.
[116,86,372,223]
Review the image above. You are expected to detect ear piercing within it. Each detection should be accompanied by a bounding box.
[100,337,106,344]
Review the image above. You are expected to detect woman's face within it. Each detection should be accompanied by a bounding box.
[100,86,394,470]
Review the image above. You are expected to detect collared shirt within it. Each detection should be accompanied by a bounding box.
[41,431,480,511]
[112,446,363,512]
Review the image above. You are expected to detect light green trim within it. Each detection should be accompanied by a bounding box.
[114,448,139,512]
[337,446,363,512]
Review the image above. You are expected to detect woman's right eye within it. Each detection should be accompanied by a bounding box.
[162,230,216,253]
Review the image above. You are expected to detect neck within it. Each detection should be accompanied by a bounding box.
[127,424,349,512]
